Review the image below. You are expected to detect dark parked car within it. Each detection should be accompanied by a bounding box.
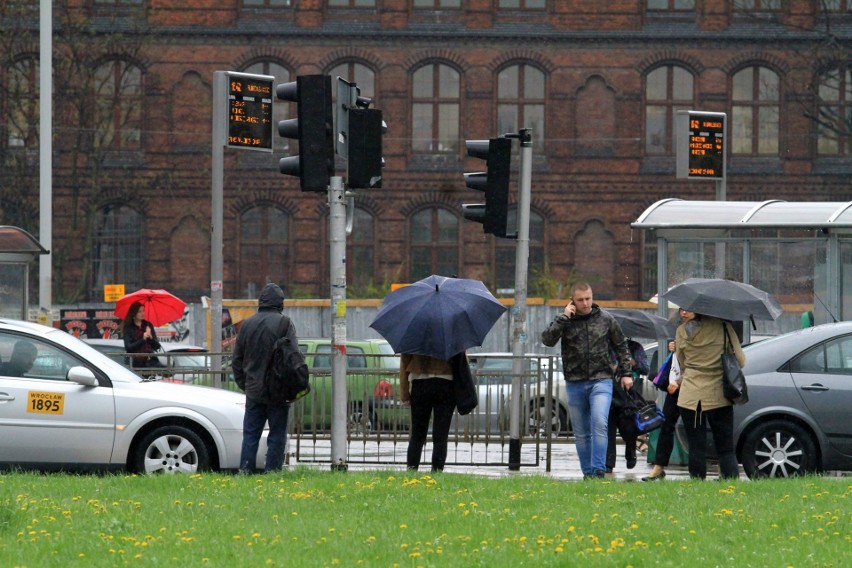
[733,322,852,478]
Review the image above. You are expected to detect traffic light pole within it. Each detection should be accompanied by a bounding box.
[329,175,349,471]
[508,129,533,471]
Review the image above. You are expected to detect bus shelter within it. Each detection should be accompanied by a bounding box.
[632,200,852,342]
[0,226,48,320]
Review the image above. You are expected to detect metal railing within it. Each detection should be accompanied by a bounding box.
[108,350,567,469]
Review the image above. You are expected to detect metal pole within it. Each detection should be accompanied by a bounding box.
[39,0,52,324]
[210,71,226,387]
[508,128,532,471]
[329,176,349,471]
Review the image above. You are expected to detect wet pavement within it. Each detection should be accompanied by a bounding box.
[288,439,718,481]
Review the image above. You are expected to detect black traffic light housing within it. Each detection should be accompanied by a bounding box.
[462,137,515,238]
[276,74,335,192]
[347,108,385,189]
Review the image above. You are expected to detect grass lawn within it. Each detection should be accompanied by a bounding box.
[1,469,849,567]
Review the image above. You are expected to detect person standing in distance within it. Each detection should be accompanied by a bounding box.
[541,282,634,479]
[232,283,297,473]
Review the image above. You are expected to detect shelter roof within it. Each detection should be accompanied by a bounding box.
[632,199,852,230]
[0,226,48,255]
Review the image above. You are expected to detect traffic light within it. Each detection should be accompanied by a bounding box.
[335,77,385,189]
[462,137,514,238]
[276,74,334,192]
[347,108,385,189]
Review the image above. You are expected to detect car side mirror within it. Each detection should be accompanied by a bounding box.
[67,366,99,387]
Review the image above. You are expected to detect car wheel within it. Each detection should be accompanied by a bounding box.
[132,425,211,474]
[348,403,376,436]
[740,419,818,479]
[527,399,566,437]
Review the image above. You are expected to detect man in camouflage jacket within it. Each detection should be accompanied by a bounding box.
[541,282,633,479]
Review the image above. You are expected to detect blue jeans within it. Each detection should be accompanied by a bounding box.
[240,397,290,473]
[565,379,613,476]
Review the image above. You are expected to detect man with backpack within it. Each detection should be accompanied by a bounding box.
[232,283,298,473]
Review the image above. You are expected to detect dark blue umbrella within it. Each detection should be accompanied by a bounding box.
[369,275,507,361]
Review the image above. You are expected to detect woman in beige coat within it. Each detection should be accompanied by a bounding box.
[675,309,745,480]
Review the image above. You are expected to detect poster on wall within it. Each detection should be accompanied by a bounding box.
[59,309,122,339]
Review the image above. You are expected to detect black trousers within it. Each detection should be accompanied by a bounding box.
[407,378,455,472]
[651,389,680,468]
[679,403,739,480]
[606,405,637,470]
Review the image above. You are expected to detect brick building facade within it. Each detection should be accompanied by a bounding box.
[1,1,850,305]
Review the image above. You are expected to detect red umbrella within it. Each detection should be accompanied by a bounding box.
[114,289,187,327]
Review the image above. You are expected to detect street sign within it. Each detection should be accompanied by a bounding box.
[676,110,726,180]
[226,71,274,152]
[104,284,125,302]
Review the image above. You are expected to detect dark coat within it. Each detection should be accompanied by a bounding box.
[541,304,632,382]
[232,284,297,403]
[123,319,161,367]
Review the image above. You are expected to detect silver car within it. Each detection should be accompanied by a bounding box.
[734,322,852,478]
[463,353,569,437]
[83,338,215,384]
[0,319,266,474]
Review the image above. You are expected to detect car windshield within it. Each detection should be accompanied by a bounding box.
[377,342,400,370]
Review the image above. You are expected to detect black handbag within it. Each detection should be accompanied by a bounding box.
[722,325,749,405]
[450,353,478,415]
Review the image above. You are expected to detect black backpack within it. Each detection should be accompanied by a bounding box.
[264,316,310,405]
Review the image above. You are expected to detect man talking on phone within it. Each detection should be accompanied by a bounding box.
[541,282,633,479]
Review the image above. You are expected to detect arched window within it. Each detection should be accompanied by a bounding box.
[732,66,780,155]
[329,62,376,102]
[238,205,290,299]
[91,204,143,299]
[243,61,290,152]
[497,64,545,149]
[645,65,694,155]
[816,66,852,155]
[6,57,39,148]
[410,207,459,280]
[93,60,142,150]
[412,63,460,154]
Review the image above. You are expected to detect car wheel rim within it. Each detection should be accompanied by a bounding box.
[753,431,804,478]
[144,434,199,474]
[528,405,559,435]
[348,412,373,435]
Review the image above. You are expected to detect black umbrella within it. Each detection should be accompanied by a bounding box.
[608,309,677,340]
[661,278,783,322]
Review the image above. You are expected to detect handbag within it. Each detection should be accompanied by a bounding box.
[722,325,749,405]
[450,353,478,415]
[652,352,672,391]
[634,401,665,433]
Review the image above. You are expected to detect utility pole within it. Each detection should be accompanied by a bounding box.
[329,175,349,471]
[508,128,532,471]
[39,0,52,325]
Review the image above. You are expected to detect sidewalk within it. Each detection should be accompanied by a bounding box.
[292,440,714,481]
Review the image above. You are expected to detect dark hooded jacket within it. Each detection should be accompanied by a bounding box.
[541,304,632,382]
[232,283,297,403]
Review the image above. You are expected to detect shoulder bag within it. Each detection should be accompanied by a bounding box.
[722,324,749,405]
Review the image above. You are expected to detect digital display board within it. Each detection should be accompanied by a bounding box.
[226,72,273,152]
[676,110,726,180]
